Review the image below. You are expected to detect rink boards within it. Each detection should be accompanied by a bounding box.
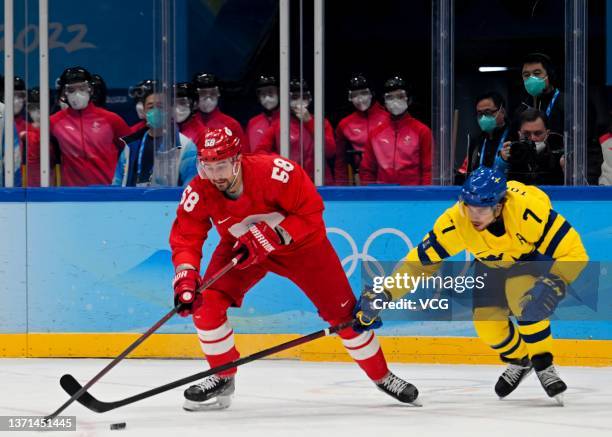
[1,186,612,364]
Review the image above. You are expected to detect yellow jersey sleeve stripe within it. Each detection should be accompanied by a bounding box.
[426,231,451,259]
[544,220,573,258]
[534,210,558,250]
[417,243,434,265]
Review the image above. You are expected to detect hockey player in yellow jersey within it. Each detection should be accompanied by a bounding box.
[354,166,588,405]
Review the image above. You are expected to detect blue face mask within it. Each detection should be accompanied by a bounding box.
[524,75,547,96]
[478,115,497,133]
[146,107,164,129]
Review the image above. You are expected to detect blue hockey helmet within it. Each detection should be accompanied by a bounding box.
[460,166,507,206]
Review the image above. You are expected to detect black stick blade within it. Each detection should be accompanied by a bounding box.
[59,374,113,413]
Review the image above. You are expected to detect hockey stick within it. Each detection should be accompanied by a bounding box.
[45,255,242,421]
[58,320,354,414]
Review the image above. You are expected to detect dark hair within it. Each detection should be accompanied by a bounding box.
[522,52,556,83]
[475,91,506,110]
[517,108,549,129]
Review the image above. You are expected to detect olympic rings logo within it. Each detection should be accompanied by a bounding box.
[326,227,414,279]
[326,226,472,280]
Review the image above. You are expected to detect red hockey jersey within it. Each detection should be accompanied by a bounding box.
[169,153,326,270]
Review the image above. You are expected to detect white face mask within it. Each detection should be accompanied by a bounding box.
[14,97,25,115]
[136,101,145,119]
[29,109,41,124]
[199,97,218,113]
[352,95,372,112]
[66,91,90,110]
[260,95,279,111]
[0,101,5,117]
[174,104,191,123]
[59,101,69,110]
[535,141,547,153]
[385,98,408,116]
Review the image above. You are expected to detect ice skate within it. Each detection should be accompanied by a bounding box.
[532,353,567,405]
[495,356,533,398]
[375,371,421,406]
[183,375,235,411]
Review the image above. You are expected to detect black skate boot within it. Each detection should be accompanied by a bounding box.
[495,356,533,398]
[183,375,235,411]
[532,353,567,406]
[375,371,420,405]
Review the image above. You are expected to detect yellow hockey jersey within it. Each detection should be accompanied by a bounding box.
[388,181,588,299]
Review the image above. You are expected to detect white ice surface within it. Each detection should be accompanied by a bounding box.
[1,358,611,437]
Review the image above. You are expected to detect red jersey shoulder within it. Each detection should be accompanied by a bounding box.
[243,154,303,187]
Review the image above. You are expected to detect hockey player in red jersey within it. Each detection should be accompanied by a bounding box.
[169,127,418,411]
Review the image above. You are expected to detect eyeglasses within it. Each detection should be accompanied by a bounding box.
[174,97,191,107]
[197,88,220,99]
[384,90,407,101]
[476,107,501,117]
[65,82,90,94]
[348,89,371,100]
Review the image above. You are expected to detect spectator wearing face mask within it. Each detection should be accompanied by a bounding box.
[334,74,389,185]
[128,79,154,134]
[360,75,432,185]
[246,74,279,153]
[499,109,564,185]
[255,78,336,184]
[517,53,563,135]
[174,81,206,143]
[192,72,248,149]
[113,88,197,187]
[456,92,510,184]
[50,66,130,186]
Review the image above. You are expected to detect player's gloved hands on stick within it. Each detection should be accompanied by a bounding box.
[173,268,203,317]
[353,287,392,332]
[520,273,566,322]
[235,222,285,270]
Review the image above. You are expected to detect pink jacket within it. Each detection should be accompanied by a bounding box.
[50,103,130,186]
[334,102,389,184]
[360,113,432,185]
[255,115,336,185]
[246,110,279,153]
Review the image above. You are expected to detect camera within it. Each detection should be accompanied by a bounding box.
[507,139,538,184]
[508,140,537,165]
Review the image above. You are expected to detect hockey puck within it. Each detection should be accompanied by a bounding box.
[110,422,126,430]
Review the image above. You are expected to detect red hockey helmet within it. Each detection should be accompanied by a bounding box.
[196,127,242,163]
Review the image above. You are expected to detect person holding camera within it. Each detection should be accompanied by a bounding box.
[499,109,564,185]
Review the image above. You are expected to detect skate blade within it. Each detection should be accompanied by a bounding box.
[183,395,233,412]
[553,393,564,406]
[409,398,423,407]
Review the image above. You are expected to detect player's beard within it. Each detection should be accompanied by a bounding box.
[212,178,231,191]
